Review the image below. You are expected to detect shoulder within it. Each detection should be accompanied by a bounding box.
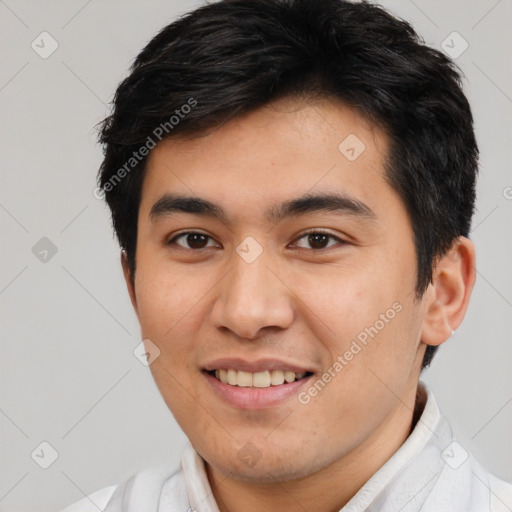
[405,384,512,511]
[60,459,185,511]
[472,460,512,512]
[60,485,117,512]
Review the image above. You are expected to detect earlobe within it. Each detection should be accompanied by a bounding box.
[420,236,476,347]
[121,250,138,316]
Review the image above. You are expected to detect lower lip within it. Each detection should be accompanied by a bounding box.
[203,371,312,410]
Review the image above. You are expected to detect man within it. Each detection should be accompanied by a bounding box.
[63,0,512,510]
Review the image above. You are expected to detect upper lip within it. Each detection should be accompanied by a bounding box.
[203,357,314,374]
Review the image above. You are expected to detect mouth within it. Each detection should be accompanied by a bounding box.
[202,367,315,410]
[204,369,314,388]
[201,357,316,409]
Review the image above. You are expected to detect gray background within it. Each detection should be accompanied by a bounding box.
[0,1,511,510]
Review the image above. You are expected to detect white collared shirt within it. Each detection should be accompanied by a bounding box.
[62,382,512,512]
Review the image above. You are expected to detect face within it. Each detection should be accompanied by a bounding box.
[125,98,430,483]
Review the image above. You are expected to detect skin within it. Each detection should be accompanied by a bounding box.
[121,97,476,512]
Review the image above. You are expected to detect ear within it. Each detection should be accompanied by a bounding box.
[121,250,138,318]
[420,236,476,347]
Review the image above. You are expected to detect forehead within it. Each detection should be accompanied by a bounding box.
[140,97,394,224]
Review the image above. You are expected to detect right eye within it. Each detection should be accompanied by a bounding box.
[166,231,220,251]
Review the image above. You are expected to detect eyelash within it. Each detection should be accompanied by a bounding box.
[166,229,347,252]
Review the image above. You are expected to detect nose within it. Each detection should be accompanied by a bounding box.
[210,247,295,340]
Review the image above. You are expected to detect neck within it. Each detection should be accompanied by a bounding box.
[206,382,424,512]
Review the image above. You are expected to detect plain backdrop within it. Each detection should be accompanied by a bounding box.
[0,1,511,510]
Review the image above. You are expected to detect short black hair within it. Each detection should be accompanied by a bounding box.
[97,0,479,370]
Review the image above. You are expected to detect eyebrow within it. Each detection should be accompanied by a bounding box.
[149,192,377,225]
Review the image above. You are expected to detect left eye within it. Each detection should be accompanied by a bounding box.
[292,231,345,251]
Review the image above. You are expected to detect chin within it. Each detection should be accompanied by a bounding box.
[204,441,327,484]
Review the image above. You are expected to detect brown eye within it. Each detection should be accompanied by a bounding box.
[307,233,329,249]
[293,231,346,251]
[167,232,217,250]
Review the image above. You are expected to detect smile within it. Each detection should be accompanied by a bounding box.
[208,369,313,388]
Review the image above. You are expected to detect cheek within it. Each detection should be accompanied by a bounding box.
[134,264,200,343]
[290,262,393,343]
[295,258,419,384]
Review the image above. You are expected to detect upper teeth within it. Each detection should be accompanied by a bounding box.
[214,369,306,387]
